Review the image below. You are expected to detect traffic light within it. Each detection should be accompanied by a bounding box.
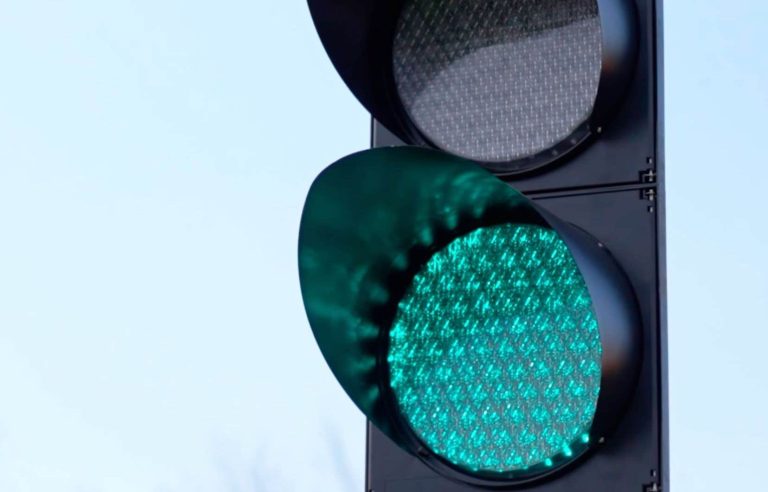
[300,1,667,491]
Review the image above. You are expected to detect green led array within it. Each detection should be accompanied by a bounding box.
[388,223,602,474]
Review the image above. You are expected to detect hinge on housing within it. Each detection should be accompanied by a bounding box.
[643,482,662,492]
[642,188,657,201]
[641,188,657,213]
[641,169,657,183]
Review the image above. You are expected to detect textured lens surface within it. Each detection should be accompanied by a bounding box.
[393,0,602,165]
[388,224,601,473]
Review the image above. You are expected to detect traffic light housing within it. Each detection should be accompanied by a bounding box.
[300,0,667,490]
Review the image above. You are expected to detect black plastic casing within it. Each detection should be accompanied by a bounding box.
[364,0,668,490]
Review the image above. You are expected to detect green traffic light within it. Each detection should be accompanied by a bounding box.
[388,223,602,473]
[299,146,642,484]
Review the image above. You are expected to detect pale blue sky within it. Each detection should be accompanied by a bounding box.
[0,1,766,491]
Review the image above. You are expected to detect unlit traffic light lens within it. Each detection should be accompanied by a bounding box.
[388,223,602,474]
[393,0,602,168]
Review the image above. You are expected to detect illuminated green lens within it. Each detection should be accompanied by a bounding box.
[388,223,601,474]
